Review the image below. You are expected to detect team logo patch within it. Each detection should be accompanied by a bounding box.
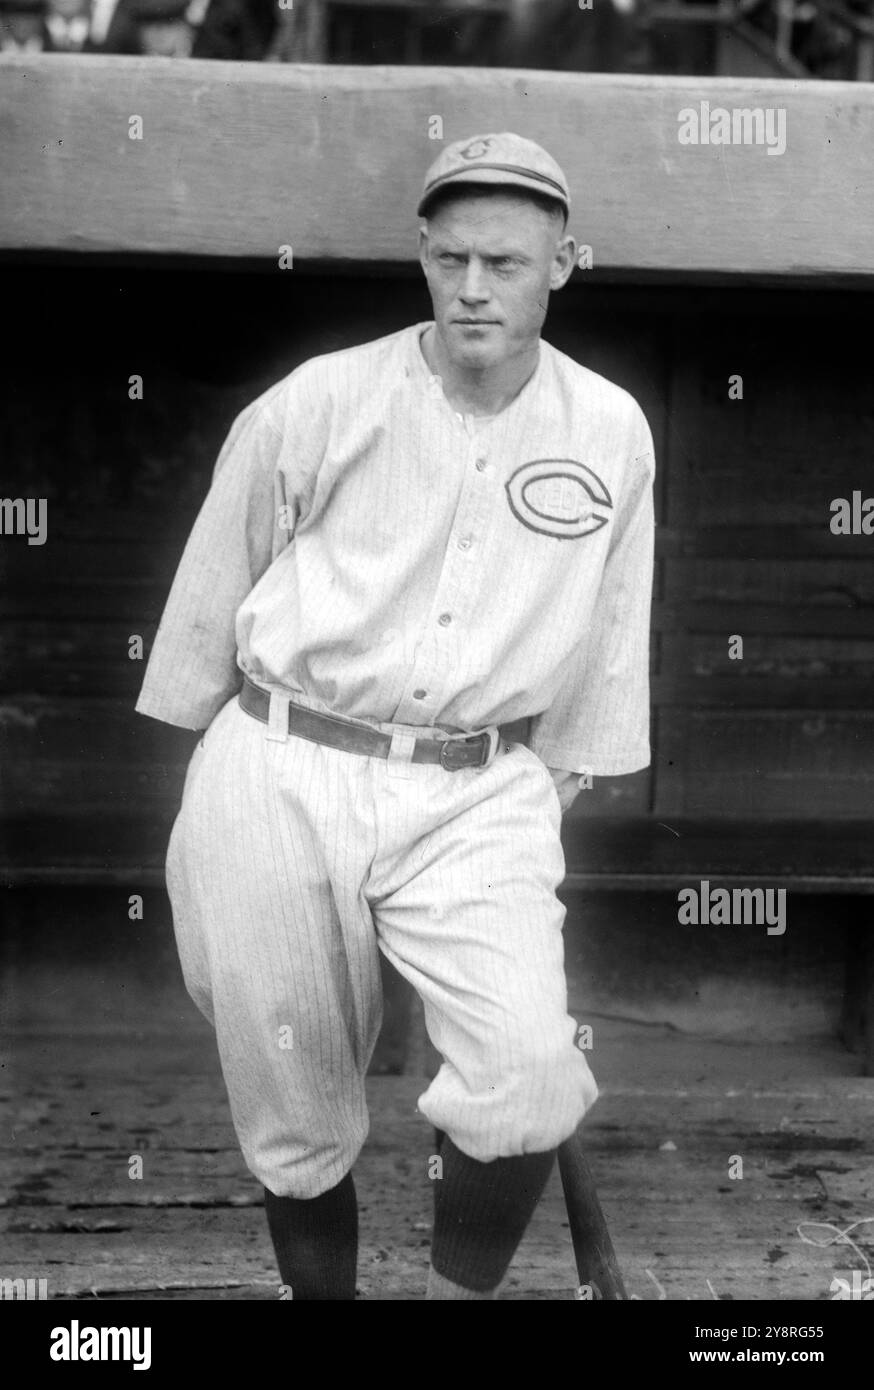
[505,460,613,540]
[459,138,492,161]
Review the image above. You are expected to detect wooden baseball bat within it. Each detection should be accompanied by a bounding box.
[558,1126,628,1300]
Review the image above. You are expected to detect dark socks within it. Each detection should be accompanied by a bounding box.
[263,1142,555,1299]
[264,1172,358,1300]
[431,1138,557,1292]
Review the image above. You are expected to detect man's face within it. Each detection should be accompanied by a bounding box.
[3,12,44,40]
[139,18,192,54]
[419,191,575,372]
[49,0,88,19]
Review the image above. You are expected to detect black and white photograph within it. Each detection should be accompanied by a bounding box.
[1,0,873,1349]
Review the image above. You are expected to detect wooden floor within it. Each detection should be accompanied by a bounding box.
[2,1007,872,1302]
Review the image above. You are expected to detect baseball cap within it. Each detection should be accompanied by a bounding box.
[418,133,570,220]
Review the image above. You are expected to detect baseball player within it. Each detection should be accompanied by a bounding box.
[136,133,655,1300]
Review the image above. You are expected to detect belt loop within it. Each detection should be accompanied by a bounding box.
[387,729,416,779]
[484,726,501,765]
[266,690,291,743]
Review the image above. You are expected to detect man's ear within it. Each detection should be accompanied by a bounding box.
[549,234,577,291]
[418,225,430,277]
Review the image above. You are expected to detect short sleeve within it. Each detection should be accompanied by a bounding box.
[528,407,656,776]
[135,402,285,731]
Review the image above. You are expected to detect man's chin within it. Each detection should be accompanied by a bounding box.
[455,347,497,372]
[446,331,503,371]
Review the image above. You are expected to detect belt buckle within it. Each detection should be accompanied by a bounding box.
[439,727,497,771]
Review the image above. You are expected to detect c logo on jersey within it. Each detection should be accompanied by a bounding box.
[505,460,613,540]
[459,138,493,161]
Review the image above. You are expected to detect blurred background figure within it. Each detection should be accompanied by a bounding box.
[190,0,276,59]
[0,0,140,52]
[44,0,92,50]
[496,0,647,72]
[88,0,140,52]
[2,0,869,81]
[264,0,873,80]
[264,0,657,69]
[127,0,275,57]
[785,0,874,80]
[0,0,48,51]
[129,0,195,54]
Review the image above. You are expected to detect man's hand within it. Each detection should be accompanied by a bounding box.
[547,767,580,815]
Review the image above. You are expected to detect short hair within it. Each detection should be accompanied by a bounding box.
[421,182,568,232]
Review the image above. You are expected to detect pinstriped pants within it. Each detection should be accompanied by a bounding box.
[166,692,598,1198]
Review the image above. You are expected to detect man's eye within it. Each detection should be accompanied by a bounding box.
[492,258,516,271]
[438,253,465,266]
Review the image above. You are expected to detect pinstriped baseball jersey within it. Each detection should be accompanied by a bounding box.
[136,321,655,776]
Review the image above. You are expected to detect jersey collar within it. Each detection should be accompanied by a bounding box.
[407,321,545,426]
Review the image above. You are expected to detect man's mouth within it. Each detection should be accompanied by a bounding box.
[454,319,498,327]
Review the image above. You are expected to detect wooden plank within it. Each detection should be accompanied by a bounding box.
[562,871,874,893]
[15,856,869,892]
[0,694,194,821]
[664,559,874,608]
[0,817,172,881]
[1,58,873,278]
[568,769,651,819]
[0,1179,854,1300]
[657,709,874,819]
[658,527,874,559]
[1,763,185,817]
[0,624,647,700]
[662,344,874,568]
[661,634,874,681]
[686,471,874,528]
[3,1039,871,1301]
[0,697,194,759]
[652,677,874,708]
[653,602,874,637]
[840,929,870,1057]
[325,0,510,9]
[0,1148,257,1207]
[0,585,169,622]
[0,537,190,581]
[30,1133,856,1210]
[864,936,874,1078]
[4,813,874,887]
[561,819,874,887]
[0,623,159,697]
[7,590,872,634]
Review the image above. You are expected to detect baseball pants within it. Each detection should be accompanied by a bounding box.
[166,689,598,1198]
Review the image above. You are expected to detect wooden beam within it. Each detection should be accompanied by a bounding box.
[1,56,873,277]
[325,0,511,9]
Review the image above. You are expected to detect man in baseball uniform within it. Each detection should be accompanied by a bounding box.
[136,133,655,1300]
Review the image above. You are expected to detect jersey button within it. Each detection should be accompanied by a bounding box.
[457,536,471,550]
[475,458,487,472]
[438,612,452,626]
[413,688,428,700]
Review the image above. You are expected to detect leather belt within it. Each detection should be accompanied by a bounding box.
[238,680,502,771]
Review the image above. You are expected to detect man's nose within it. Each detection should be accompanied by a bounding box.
[459,259,490,302]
